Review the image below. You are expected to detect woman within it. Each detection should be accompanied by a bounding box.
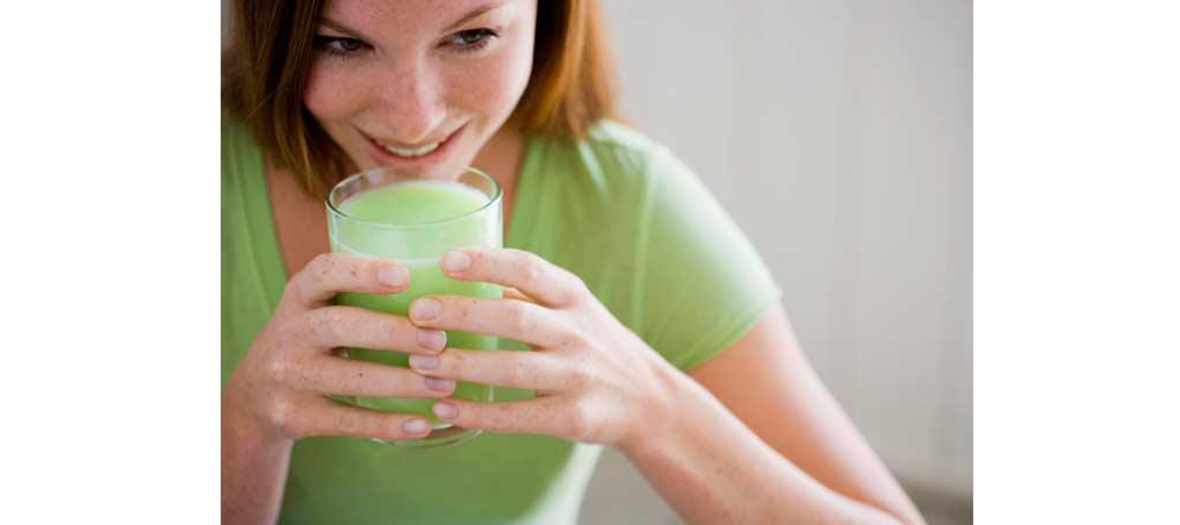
[221,0,925,523]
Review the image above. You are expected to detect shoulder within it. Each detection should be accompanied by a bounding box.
[583,119,680,176]
[583,119,665,157]
[531,119,693,196]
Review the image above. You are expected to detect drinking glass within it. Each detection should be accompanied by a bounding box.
[326,166,501,447]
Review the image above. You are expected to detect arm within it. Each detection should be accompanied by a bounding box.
[400,248,924,522]
[619,302,924,524]
[221,254,455,523]
[221,394,293,524]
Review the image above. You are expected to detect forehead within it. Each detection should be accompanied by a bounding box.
[322,0,512,31]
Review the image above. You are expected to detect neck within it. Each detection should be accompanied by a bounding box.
[471,124,526,241]
[472,124,525,192]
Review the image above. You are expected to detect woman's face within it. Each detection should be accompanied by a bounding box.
[303,0,537,178]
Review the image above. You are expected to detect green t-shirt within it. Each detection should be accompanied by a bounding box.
[222,115,781,524]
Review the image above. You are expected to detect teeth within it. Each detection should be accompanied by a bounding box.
[383,140,441,157]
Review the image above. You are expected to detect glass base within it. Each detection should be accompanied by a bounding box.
[333,387,492,449]
[331,344,494,449]
[371,425,483,448]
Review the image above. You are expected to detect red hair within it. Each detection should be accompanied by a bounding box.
[222,0,617,196]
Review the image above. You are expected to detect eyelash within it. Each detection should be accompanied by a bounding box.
[312,28,500,60]
[445,28,499,53]
[313,36,365,59]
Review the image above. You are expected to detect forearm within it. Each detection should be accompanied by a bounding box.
[221,394,292,525]
[619,364,907,524]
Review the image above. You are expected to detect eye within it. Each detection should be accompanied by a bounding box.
[314,35,366,57]
[444,28,498,52]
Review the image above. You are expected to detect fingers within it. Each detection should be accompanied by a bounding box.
[306,305,447,355]
[428,396,591,441]
[287,253,410,306]
[294,397,434,441]
[408,295,569,348]
[501,286,533,303]
[439,248,586,308]
[288,355,456,398]
[407,348,572,391]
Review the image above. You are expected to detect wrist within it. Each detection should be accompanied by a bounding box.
[221,386,294,525]
[617,355,691,456]
[222,381,288,448]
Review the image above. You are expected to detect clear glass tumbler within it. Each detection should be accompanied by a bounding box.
[326,166,501,447]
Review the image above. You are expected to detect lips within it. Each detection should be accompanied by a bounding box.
[360,125,464,165]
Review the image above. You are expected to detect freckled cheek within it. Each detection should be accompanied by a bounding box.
[443,48,533,123]
[303,63,369,123]
[302,62,377,164]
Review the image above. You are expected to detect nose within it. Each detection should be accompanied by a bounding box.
[369,57,446,144]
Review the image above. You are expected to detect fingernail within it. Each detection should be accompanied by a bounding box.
[416,329,446,352]
[410,354,439,370]
[377,266,408,288]
[410,297,442,322]
[424,376,455,392]
[433,402,458,420]
[403,418,429,435]
[442,251,471,272]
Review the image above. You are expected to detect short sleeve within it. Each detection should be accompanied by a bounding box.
[632,147,782,371]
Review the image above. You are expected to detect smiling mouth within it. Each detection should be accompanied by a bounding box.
[362,125,464,162]
[383,141,440,157]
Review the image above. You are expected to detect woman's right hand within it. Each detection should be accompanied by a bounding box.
[223,252,453,444]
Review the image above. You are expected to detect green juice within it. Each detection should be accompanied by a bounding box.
[331,180,500,428]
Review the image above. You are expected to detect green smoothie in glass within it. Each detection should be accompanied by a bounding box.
[326,167,502,447]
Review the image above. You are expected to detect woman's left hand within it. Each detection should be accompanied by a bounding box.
[405,247,675,447]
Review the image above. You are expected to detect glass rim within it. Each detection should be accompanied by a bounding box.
[325,166,502,229]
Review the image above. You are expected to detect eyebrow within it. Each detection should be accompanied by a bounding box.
[319,4,503,42]
[320,18,367,40]
[443,3,504,33]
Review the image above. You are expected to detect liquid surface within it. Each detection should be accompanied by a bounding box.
[340,180,488,225]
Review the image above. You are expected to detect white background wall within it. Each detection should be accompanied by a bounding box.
[581,1,972,522]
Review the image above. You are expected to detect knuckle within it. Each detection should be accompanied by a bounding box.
[503,356,528,386]
[515,251,545,285]
[310,253,337,274]
[270,398,299,436]
[307,309,339,345]
[469,248,491,266]
[441,348,466,374]
[566,400,595,440]
[329,406,355,435]
[265,357,292,385]
[504,303,533,334]
[281,277,312,308]
[384,312,409,335]
[566,363,592,389]
[557,327,588,348]
[568,274,590,300]
[281,277,302,300]
[308,253,336,280]
[386,318,412,348]
[300,253,341,292]
[556,272,589,307]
